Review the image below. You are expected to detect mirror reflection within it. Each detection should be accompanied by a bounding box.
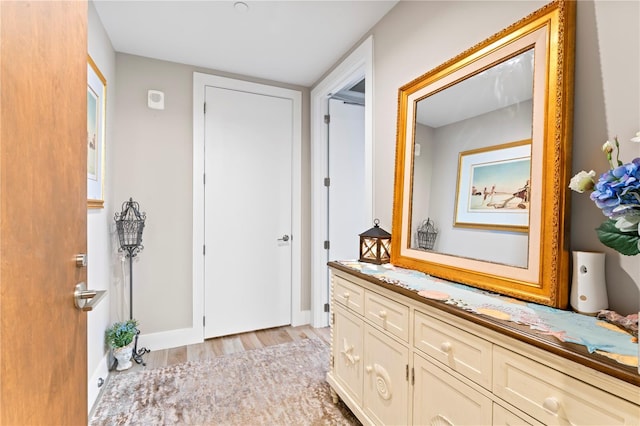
[410,49,534,268]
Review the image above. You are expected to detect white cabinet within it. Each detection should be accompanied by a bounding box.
[413,353,492,425]
[492,404,538,426]
[327,265,640,426]
[329,274,410,425]
[333,305,364,406]
[363,326,409,425]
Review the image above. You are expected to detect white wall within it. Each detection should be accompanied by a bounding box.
[111,54,311,342]
[424,101,532,267]
[359,0,639,314]
[87,0,116,412]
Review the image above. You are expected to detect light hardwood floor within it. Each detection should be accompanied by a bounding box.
[118,325,331,374]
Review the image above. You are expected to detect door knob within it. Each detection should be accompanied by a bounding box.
[74,282,106,311]
[277,235,290,242]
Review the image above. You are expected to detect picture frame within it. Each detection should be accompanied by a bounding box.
[87,55,106,209]
[454,140,531,232]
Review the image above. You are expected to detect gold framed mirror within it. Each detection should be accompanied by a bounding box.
[391,0,575,308]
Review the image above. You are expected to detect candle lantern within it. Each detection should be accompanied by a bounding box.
[359,219,391,264]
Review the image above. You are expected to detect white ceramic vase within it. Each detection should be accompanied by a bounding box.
[113,341,134,371]
[570,251,608,315]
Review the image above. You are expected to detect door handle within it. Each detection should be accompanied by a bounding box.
[74,282,106,312]
[277,235,290,242]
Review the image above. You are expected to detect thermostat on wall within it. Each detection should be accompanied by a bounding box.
[148,90,165,110]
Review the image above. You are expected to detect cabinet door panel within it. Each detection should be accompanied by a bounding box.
[364,326,409,425]
[413,353,492,426]
[333,305,364,405]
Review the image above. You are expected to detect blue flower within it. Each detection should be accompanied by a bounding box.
[570,133,640,256]
[590,158,640,217]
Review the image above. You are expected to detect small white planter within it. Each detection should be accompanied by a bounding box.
[112,341,135,371]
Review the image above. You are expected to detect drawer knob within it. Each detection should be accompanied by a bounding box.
[365,365,373,374]
[379,310,388,319]
[440,341,452,353]
[542,397,560,414]
[343,292,350,299]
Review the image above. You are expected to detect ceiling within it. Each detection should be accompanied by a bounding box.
[92,0,398,87]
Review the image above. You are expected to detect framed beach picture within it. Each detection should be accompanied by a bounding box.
[87,55,106,209]
[454,140,531,232]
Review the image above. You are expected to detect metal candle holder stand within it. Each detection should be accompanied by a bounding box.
[115,197,150,366]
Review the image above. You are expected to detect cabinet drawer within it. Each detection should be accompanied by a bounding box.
[333,275,364,316]
[494,346,640,425]
[364,290,409,342]
[414,310,492,389]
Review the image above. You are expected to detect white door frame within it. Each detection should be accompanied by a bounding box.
[193,72,304,340]
[310,36,374,327]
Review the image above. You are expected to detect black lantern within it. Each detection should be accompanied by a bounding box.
[359,219,391,264]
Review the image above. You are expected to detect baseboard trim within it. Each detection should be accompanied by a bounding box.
[138,310,311,352]
[138,327,203,352]
[88,352,110,414]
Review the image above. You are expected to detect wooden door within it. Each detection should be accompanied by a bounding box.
[203,81,293,338]
[0,1,88,424]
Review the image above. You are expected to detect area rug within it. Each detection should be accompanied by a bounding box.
[89,338,359,425]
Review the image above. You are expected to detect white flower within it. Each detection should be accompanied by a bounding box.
[614,215,640,233]
[630,131,640,143]
[568,170,596,193]
[602,140,615,153]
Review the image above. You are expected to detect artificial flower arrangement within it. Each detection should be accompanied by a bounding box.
[105,318,139,349]
[569,131,640,256]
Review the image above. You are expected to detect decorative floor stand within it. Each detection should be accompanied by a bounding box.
[115,198,150,367]
[132,330,150,366]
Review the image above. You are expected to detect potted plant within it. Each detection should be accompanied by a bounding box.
[105,319,139,371]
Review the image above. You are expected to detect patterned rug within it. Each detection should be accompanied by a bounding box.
[89,338,359,425]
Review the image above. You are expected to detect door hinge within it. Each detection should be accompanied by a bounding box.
[331,312,335,325]
[324,177,330,187]
[203,173,206,185]
[330,354,334,368]
[204,102,206,114]
[412,367,415,385]
[324,303,330,313]
[324,240,330,250]
[324,114,330,124]
[406,364,409,381]
[203,245,206,255]
[203,316,206,326]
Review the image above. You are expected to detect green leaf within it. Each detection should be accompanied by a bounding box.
[595,219,640,256]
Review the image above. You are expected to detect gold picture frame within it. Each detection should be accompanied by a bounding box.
[87,55,106,209]
[453,140,531,232]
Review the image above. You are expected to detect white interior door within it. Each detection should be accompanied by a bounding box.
[328,97,366,261]
[203,85,292,339]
